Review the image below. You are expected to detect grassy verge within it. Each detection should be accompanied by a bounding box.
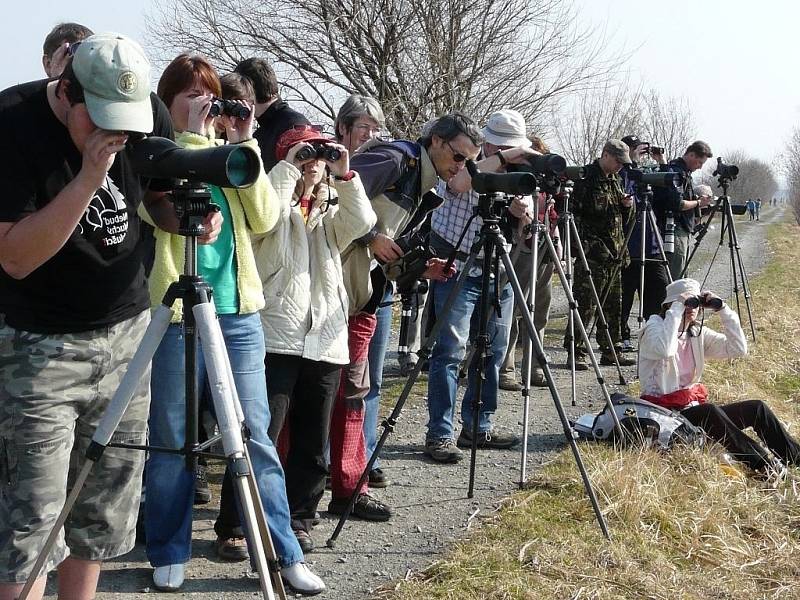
[380,220,800,600]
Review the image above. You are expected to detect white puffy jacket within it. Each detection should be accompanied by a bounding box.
[252,161,377,364]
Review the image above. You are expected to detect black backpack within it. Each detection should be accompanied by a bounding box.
[573,393,705,450]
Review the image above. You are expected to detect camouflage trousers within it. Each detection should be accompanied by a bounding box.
[564,254,623,356]
[0,310,150,582]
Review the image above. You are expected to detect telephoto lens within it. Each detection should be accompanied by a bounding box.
[663,216,676,254]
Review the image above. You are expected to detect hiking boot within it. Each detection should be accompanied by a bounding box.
[294,528,315,553]
[457,428,519,449]
[194,464,211,505]
[600,352,636,367]
[328,493,393,521]
[530,367,547,387]
[368,467,391,488]
[499,372,522,391]
[568,352,590,371]
[215,536,249,562]
[424,438,464,463]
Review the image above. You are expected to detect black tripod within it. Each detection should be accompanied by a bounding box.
[20,183,287,600]
[683,174,756,340]
[327,190,625,547]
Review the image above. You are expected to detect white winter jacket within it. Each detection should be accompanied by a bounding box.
[252,161,377,364]
[638,301,748,397]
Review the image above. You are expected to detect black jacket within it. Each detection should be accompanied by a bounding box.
[253,99,309,172]
[653,157,696,232]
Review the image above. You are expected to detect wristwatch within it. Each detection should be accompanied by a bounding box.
[334,170,356,182]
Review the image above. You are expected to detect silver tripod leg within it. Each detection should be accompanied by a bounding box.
[18,306,174,600]
[519,224,541,488]
[193,303,286,600]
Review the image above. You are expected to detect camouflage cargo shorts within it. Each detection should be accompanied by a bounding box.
[0,310,150,582]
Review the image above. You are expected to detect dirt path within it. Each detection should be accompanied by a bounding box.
[41,206,783,599]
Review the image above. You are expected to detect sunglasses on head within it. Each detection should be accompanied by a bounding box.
[66,41,83,57]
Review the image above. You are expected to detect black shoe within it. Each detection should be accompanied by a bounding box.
[194,464,211,505]
[328,493,393,522]
[368,467,391,488]
[294,528,315,553]
[457,428,519,449]
[600,353,636,366]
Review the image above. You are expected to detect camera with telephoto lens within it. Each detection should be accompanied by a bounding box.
[208,97,251,120]
[713,157,739,181]
[295,143,342,163]
[386,232,435,294]
[683,294,723,310]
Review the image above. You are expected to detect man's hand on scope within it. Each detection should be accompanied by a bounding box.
[78,130,129,191]
[502,146,542,166]
[509,195,533,225]
[422,258,456,282]
[198,211,223,245]
[370,233,404,263]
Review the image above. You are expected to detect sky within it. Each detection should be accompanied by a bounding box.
[3,0,797,169]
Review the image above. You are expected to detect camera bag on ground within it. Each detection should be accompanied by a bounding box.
[573,392,705,450]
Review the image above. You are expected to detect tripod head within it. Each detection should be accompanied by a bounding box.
[713,157,739,190]
[172,181,220,237]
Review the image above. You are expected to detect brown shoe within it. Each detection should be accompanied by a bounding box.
[215,536,249,562]
[499,372,522,391]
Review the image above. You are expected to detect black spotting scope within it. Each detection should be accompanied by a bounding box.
[128,136,260,188]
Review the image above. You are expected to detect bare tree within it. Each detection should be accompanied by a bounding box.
[637,91,696,161]
[146,0,626,137]
[782,126,800,221]
[699,149,779,207]
[552,77,643,164]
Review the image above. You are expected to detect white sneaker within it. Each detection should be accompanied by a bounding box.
[281,562,325,595]
[153,563,185,591]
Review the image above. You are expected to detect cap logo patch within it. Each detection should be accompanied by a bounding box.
[118,71,137,95]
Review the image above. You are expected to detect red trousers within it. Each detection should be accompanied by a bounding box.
[329,312,377,499]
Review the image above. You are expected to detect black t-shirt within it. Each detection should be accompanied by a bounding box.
[0,80,174,333]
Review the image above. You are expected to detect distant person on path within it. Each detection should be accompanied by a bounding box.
[755,198,761,221]
[746,199,756,221]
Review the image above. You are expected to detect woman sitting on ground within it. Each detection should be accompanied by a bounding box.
[639,277,800,475]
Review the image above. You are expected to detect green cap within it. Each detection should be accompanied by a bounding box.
[72,33,153,133]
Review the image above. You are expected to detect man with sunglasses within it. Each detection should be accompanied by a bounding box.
[325,113,477,519]
[424,109,539,463]
[0,34,218,600]
[565,140,636,370]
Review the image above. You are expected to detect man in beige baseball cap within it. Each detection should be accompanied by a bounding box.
[0,32,220,600]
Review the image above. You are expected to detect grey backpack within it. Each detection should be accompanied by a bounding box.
[573,392,705,450]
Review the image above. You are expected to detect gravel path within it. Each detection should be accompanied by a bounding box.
[41,206,782,599]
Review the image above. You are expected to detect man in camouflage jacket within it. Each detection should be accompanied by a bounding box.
[565,140,635,368]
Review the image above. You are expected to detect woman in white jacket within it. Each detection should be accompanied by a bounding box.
[639,278,800,474]
[252,125,377,552]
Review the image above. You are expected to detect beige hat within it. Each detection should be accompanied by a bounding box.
[603,139,632,165]
[663,278,700,305]
[72,33,153,133]
[482,109,529,147]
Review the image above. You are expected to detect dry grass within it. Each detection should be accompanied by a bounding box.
[380,221,800,600]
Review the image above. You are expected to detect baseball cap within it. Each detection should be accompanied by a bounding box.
[71,33,153,133]
[603,139,632,165]
[621,135,644,149]
[275,125,333,161]
[481,109,529,147]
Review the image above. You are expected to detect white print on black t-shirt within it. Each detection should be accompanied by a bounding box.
[77,176,129,247]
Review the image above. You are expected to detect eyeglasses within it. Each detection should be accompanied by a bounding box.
[446,140,468,163]
[352,123,382,135]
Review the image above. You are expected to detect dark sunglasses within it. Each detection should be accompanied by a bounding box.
[446,140,467,163]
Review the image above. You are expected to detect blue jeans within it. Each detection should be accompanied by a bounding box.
[145,313,302,568]
[363,288,394,468]
[426,275,513,441]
